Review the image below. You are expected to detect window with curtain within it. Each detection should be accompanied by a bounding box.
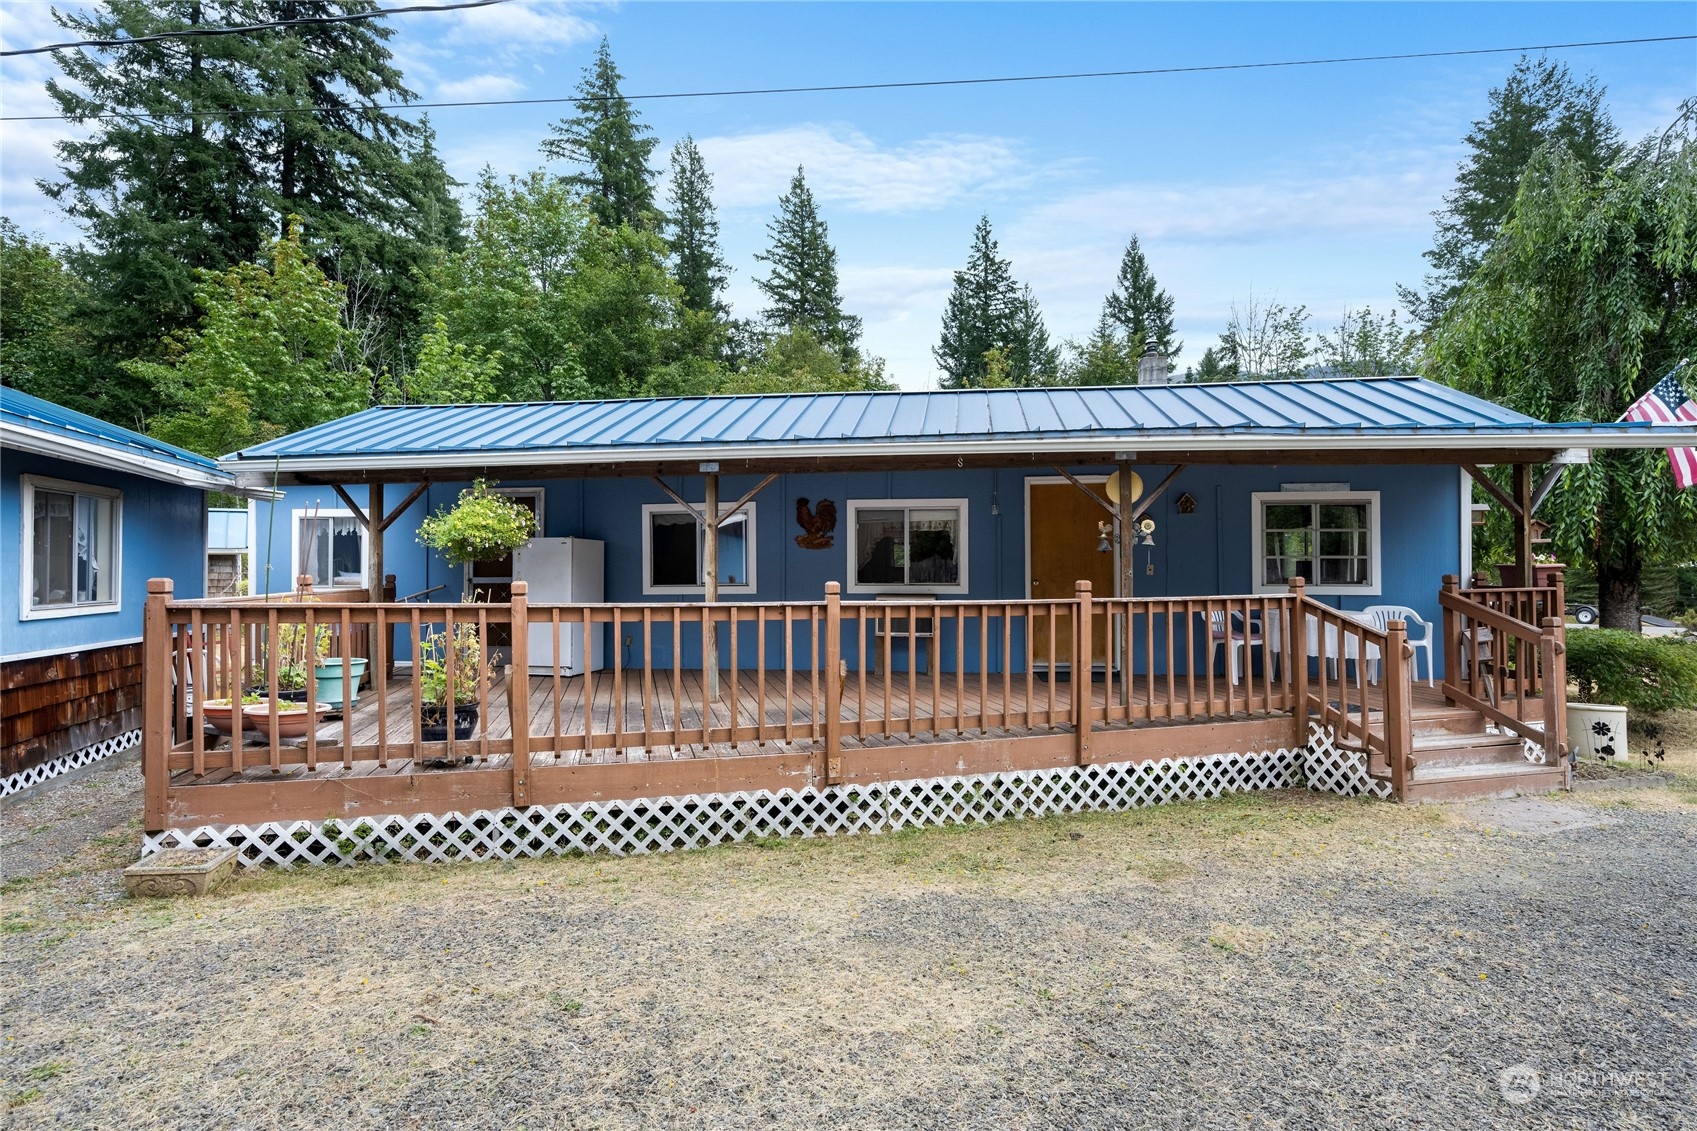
[1252,492,1379,594]
[847,500,966,592]
[641,504,756,593]
[24,477,119,614]
[296,514,366,588]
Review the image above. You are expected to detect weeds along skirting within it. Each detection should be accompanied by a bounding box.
[142,747,1322,868]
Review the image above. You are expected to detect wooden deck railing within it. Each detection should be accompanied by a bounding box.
[144,575,1474,826]
[1439,575,1567,762]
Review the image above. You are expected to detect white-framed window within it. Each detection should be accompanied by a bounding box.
[1251,490,1381,595]
[640,502,757,595]
[291,509,368,589]
[20,475,121,619]
[846,499,968,594]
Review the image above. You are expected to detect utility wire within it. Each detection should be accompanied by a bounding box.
[0,0,509,58]
[4,32,1692,122]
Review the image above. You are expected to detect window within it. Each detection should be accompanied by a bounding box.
[21,476,121,618]
[292,510,368,589]
[847,499,967,593]
[640,503,757,594]
[1251,491,1380,595]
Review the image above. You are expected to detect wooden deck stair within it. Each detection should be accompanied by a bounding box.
[1362,701,1566,802]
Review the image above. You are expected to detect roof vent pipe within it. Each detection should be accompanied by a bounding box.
[1137,337,1170,386]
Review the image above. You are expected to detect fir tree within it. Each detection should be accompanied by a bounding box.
[1400,54,1621,328]
[666,136,729,318]
[1190,345,1226,382]
[934,216,1018,388]
[541,38,660,231]
[754,167,861,359]
[1064,312,1137,386]
[1101,235,1180,360]
[1007,284,1060,386]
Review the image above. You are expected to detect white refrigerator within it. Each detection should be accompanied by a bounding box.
[512,537,605,676]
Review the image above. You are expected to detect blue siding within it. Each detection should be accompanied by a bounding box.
[258,464,1460,675]
[2,450,208,660]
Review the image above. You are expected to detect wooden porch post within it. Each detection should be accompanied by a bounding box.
[824,582,843,784]
[509,581,531,807]
[369,483,384,602]
[1384,618,1412,800]
[1541,616,1568,783]
[1116,459,1136,709]
[1440,574,1460,703]
[703,469,719,699]
[143,578,173,833]
[1075,580,1093,765]
[1287,577,1308,750]
[1512,463,1534,584]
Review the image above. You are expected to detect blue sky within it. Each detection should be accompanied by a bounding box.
[2,1,1693,387]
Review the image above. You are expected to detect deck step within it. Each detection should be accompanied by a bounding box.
[1411,731,1530,769]
[1403,760,1566,803]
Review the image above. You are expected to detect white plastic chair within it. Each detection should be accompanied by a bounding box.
[1362,604,1435,686]
[1200,609,1264,685]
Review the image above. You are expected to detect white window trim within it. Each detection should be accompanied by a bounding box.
[845,497,970,595]
[640,501,758,596]
[1250,490,1382,596]
[290,508,370,591]
[19,474,124,621]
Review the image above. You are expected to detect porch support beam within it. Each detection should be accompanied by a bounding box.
[1529,463,1566,515]
[1050,466,1118,520]
[377,482,430,532]
[718,473,778,526]
[1115,461,1136,601]
[650,476,705,523]
[1126,464,1186,524]
[703,470,719,699]
[1513,462,1535,583]
[1461,464,1521,517]
[330,484,370,528]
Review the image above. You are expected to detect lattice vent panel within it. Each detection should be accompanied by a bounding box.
[143,746,1304,868]
[2,729,140,798]
[1302,721,1394,800]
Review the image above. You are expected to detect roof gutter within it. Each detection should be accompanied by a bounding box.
[224,426,1697,485]
[2,422,246,495]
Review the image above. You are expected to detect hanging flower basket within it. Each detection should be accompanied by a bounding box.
[416,479,537,567]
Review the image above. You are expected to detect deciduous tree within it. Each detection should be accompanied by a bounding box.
[1315,307,1420,377]
[1214,292,1310,380]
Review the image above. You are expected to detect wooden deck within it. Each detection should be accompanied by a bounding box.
[170,668,1476,789]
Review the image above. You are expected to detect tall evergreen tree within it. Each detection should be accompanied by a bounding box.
[1399,54,1621,329]
[666,136,729,318]
[1101,235,1180,360]
[541,38,660,231]
[1007,284,1061,386]
[42,1,458,418]
[934,216,1018,388]
[1063,312,1137,386]
[754,167,861,359]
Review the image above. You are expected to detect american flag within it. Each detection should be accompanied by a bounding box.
[1622,367,1697,488]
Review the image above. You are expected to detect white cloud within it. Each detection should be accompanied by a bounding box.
[447,0,598,48]
[434,72,526,102]
[694,125,1026,214]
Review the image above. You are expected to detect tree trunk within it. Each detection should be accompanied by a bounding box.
[1597,557,1643,632]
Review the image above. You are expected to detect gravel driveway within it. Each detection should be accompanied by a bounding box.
[3,757,1694,1130]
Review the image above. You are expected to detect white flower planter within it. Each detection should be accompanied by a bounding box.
[1568,702,1628,761]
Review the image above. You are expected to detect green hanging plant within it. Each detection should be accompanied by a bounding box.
[416,480,537,567]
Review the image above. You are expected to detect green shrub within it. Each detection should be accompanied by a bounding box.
[1566,629,1697,715]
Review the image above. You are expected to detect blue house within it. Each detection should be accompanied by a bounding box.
[132,375,1697,863]
[1,388,236,793]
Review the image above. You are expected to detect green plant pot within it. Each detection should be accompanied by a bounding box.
[313,658,369,710]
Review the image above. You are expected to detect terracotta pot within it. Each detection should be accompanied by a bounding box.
[200,700,241,736]
[1496,563,1565,588]
[242,701,330,738]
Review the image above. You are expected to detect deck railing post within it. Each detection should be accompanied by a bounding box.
[824,582,843,784]
[1548,570,1566,646]
[143,578,173,833]
[1075,580,1093,764]
[1541,616,1568,783]
[1384,619,1412,801]
[1440,574,1460,703]
[1286,577,1308,749]
[509,581,532,808]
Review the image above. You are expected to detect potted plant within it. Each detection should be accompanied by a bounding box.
[416,479,538,592]
[313,654,369,710]
[200,692,264,736]
[242,698,331,738]
[1497,554,1565,589]
[417,622,490,745]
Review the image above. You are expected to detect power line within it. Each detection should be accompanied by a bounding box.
[4,32,1692,123]
[0,0,509,58]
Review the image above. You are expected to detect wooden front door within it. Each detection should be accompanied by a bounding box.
[1027,480,1116,667]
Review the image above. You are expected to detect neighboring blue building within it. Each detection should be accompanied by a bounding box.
[1,388,235,792]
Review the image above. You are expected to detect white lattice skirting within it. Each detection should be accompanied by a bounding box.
[1,729,141,798]
[1303,721,1395,800]
[144,746,1305,868]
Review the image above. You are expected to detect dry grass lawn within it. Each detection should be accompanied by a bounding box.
[3,752,1695,1129]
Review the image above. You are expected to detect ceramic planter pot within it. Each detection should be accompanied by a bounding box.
[242,701,330,738]
[313,657,369,710]
[1568,702,1628,761]
[419,702,479,743]
[199,699,241,736]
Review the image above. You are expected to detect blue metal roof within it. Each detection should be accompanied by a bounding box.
[222,376,1687,482]
[1,387,234,490]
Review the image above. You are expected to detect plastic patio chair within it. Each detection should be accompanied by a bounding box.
[1361,604,1435,686]
[1199,609,1264,685]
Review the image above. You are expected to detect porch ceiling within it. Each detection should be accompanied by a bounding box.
[222,377,1697,488]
